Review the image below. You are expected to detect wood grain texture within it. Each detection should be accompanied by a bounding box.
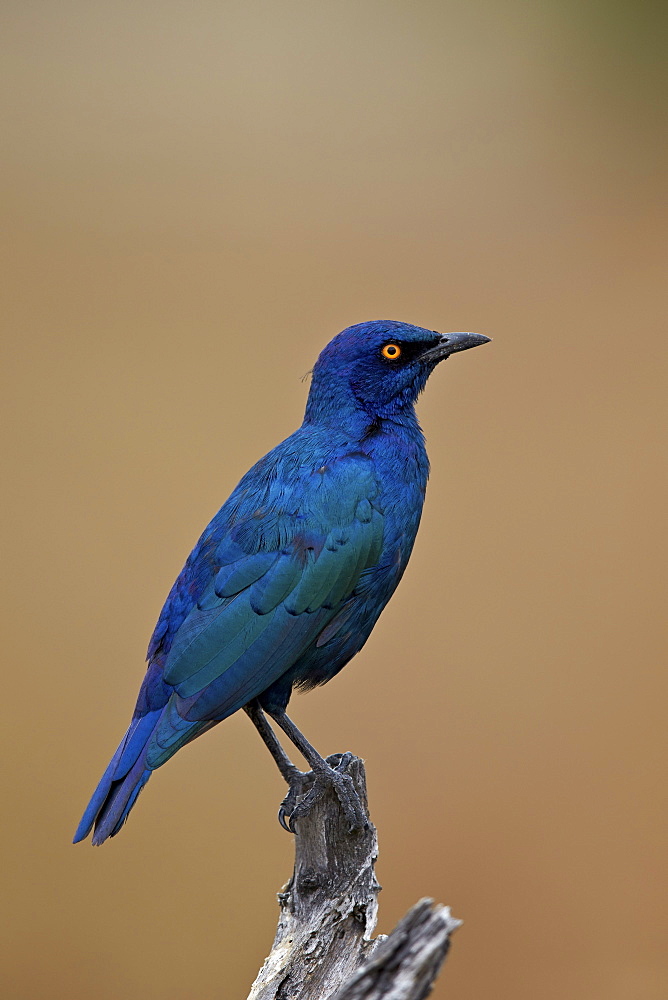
[247,755,460,1000]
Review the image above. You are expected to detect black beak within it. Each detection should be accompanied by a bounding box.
[422,331,491,364]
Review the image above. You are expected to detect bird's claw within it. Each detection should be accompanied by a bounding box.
[278,753,368,834]
[278,770,315,832]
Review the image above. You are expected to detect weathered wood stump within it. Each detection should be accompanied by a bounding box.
[247,755,460,999]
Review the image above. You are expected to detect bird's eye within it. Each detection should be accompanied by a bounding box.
[381,343,402,360]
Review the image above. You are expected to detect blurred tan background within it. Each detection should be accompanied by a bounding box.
[1,1,666,998]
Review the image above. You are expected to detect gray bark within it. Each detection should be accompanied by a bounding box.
[247,755,460,1000]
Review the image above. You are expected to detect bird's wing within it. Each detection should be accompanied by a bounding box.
[143,453,384,761]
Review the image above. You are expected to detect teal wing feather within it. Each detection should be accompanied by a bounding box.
[152,455,384,738]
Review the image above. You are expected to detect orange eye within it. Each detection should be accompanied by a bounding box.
[381,343,402,360]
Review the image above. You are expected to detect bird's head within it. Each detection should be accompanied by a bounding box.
[306,320,490,424]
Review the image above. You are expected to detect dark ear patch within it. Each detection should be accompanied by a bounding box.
[378,338,440,364]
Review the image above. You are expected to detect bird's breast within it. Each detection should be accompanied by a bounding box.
[362,427,429,559]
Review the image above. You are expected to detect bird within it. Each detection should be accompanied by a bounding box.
[74,320,489,845]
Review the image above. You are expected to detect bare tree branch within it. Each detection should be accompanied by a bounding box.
[247,755,460,1000]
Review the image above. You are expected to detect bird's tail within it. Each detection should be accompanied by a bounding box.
[73,711,160,845]
[73,705,213,845]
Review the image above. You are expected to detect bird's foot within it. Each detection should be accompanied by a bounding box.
[278,752,367,834]
[278,769,315,832]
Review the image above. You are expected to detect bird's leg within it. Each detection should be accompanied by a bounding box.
[265,708,367,833]
[244,700,301,784]
[243,701,315,831]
